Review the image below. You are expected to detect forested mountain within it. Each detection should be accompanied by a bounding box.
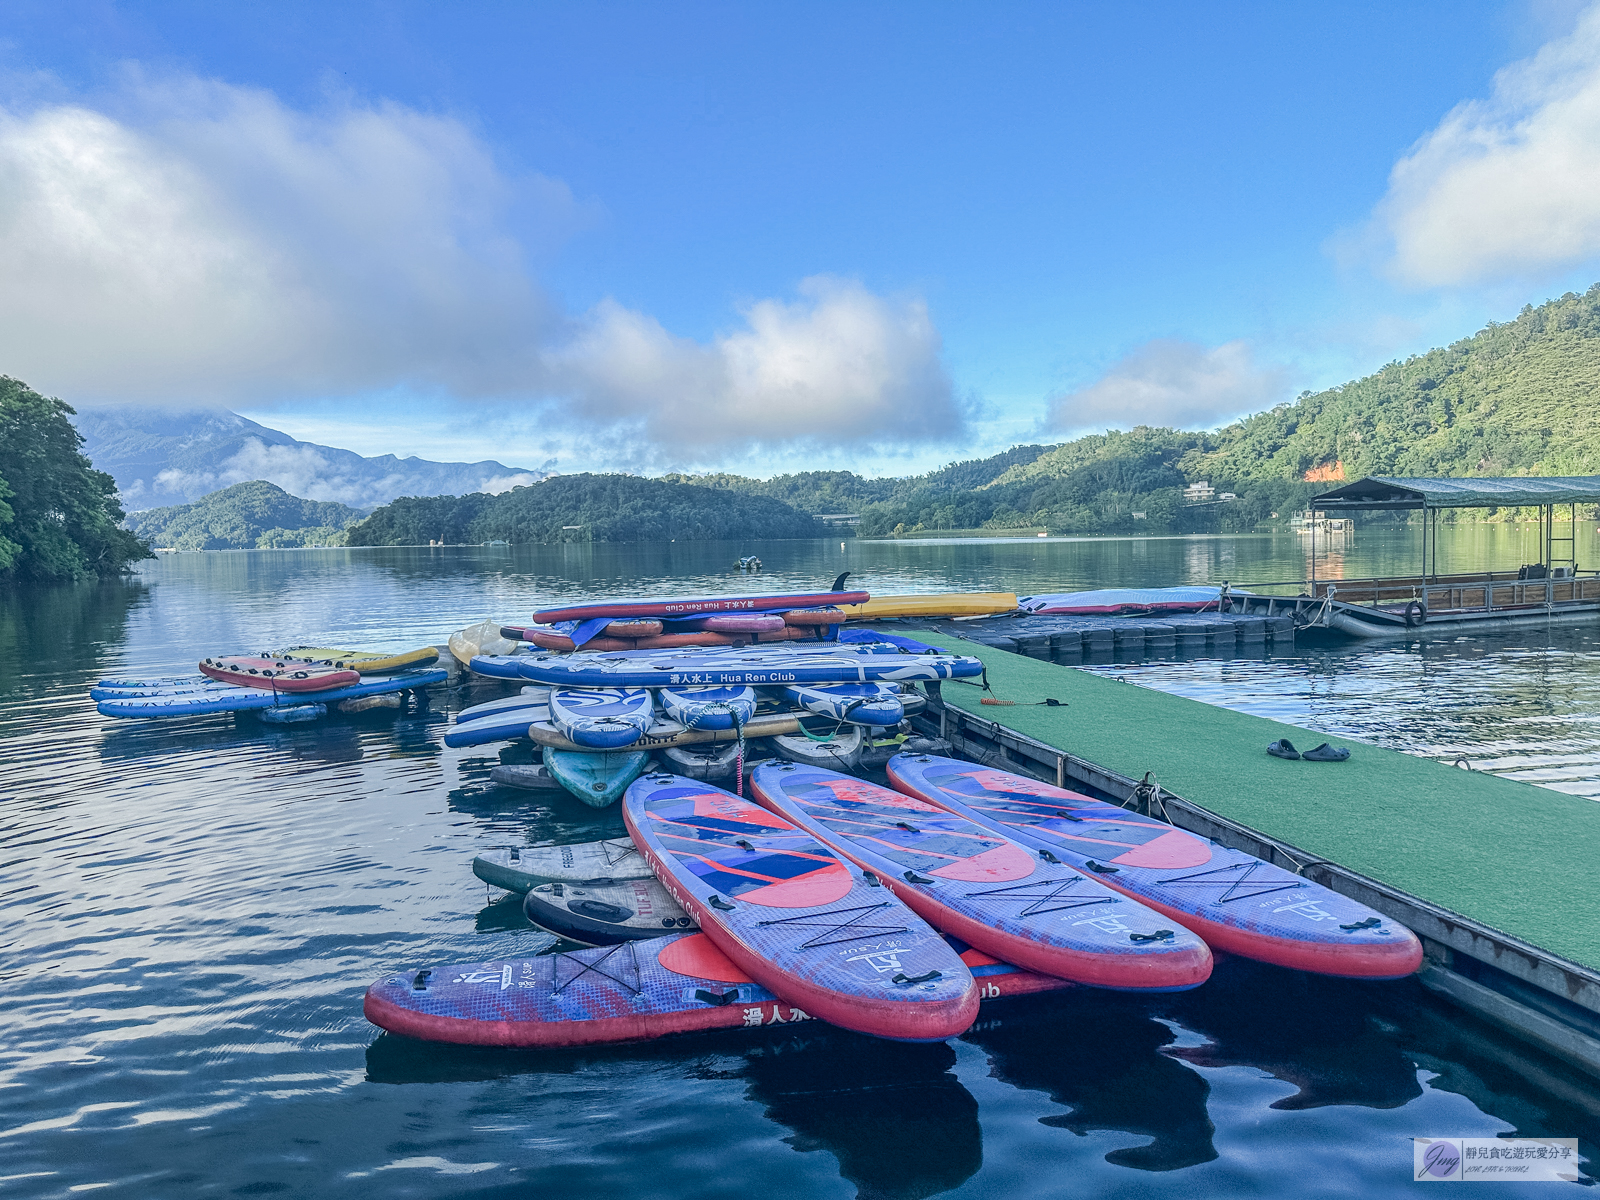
[856,285,1600,535]
[125,481,366,550]
[73,406,547,509]
[0,378,151,582]
[345,473,820,545]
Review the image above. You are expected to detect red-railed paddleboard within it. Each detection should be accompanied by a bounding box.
[750,763,1212,992]
[623,773,977,1041]
[533,590,870,624]
[197,656,360,692]
[507,625,820,653]
[886,754,1423,980]
[363,930,1067,1048]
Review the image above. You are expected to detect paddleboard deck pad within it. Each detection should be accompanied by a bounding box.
[751,763,1212,992]
[97,669,447,718]
[886,754,1423,979]
[1017,586,1254,615]
[523,877,696,945]
[363,929,1066,1047]
[623,773,978,1041]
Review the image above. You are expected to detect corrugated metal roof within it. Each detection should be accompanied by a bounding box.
[1311,475,1600,509]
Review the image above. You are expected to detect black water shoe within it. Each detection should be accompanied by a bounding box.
[1302,743,1350,762]
[1267,739,1300,760]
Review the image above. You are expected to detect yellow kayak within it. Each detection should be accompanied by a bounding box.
[269,645,440,673]
[838,592,1019,619]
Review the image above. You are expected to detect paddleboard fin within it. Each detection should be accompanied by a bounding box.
[831,572,850,592]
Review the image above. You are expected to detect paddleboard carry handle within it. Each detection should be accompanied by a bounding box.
[708,895,735,911]
[695,988,741,1006]
[1129,929,1175,943]
[1038,848,1062,864]
[1084,860,1119,874]
[903,870,934,884]
[1341,916,1382,932]
[411,969,433,991]
[892,970,942,985]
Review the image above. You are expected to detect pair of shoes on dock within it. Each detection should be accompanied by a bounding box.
[1267,738,1349,762]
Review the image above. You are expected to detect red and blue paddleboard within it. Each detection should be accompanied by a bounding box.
[886,754,1424,980]
[363,930,1068,1048]
[533,590,870,624]
[749,763,1212,992]
[623,773,977,1042]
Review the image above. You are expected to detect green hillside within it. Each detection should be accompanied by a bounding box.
[126,480,366,550]
[345,472,821,545]
[856,284,1600,536]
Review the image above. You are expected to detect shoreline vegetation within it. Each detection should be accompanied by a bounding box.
[0,377,151,582]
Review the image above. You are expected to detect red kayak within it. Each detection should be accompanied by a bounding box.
[198,656,361,692]
[532,590,870,624]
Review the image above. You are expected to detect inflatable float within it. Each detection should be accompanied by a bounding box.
[623,772,977,1041]
[1016,586,1253,615]
[263,645,440,673]
[749,763,1211,991]
[473,839,651,892]
[885,754,1423,980]
[531,589,870,624]
[517,649,983,689]
[523,877,694,945]
[96,669,447,718]
[363,930,1068,1048]
[198,656,360,692]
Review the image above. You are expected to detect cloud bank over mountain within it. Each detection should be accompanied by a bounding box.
[0,77,960,456]
[1046,340,1287,435]
[73,406,547,509]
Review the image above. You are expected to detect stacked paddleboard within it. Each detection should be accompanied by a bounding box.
[94,645,446,720]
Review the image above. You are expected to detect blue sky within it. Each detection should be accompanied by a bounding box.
[5,1,1600,479]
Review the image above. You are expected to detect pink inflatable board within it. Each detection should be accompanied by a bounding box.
[363,931,1068,1048]
[198,656,360,692]
[749,763,1212,992]
[623,773,977,1041]
[532,590,870,624]
[677,613,787,633]
[886,754,1423,980]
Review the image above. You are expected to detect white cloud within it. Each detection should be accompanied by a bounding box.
[0,79,562,401]
[550,276,962,453]
[1371,4,1600,287]
[0,77,963,457]
[1046,340,1287,434]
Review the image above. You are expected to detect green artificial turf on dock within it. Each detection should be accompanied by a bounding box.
[915,631,1600,972]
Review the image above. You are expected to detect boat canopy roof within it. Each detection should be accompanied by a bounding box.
[1310,475,1600,510]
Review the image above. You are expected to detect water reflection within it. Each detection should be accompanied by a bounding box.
[365,1026,984,1200]
[962,993,1217,1171]
[1157,958,1423,1111]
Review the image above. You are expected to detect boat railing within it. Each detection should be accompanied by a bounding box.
[1229,571,1600,614]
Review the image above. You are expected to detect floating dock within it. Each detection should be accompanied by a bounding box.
[906,631,1600,1078]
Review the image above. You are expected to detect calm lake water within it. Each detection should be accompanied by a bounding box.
[3,527,1598,1197]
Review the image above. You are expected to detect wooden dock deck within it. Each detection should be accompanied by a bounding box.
[905,630,1600,1076]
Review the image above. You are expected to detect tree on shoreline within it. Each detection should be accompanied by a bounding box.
[0,378,152,582]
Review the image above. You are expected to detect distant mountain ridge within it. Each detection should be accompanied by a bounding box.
[126,480,366,550]
[72,406,549,510]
